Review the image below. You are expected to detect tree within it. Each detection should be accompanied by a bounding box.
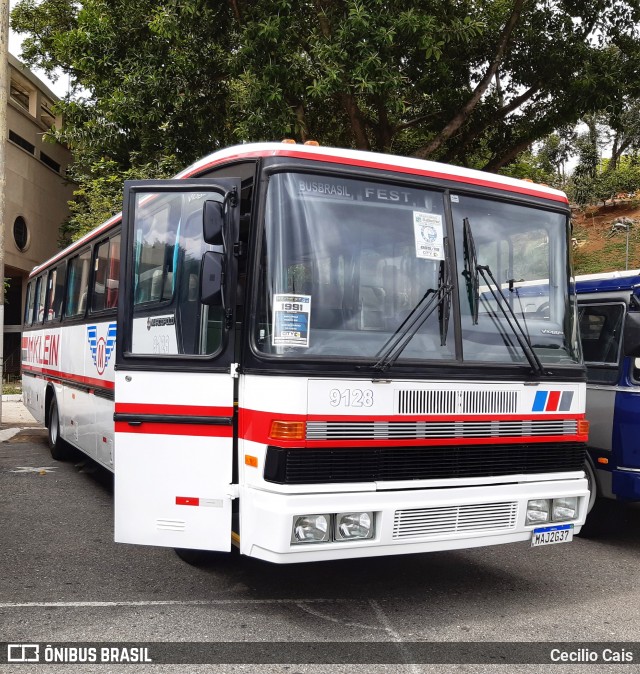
[12,0,640,238]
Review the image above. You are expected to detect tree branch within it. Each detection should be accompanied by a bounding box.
[228,0,242,23]
[442,82,541,162]
[413,0,527,159]
[482,136,534,172]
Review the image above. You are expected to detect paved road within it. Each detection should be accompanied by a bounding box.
[1,427,639,673]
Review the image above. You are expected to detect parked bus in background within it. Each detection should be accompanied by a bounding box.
[575,270,640,517]
[22,142,589,564]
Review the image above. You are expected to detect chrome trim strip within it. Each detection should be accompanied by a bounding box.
[306,419,578,440]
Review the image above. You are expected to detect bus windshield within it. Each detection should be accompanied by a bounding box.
[255,171,579,367]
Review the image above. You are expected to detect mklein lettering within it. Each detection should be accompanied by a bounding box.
[24,334,61,366]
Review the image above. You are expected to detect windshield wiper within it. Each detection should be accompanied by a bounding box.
[462,218,479,324]
[372,255,453,372]
[462,219,546,377]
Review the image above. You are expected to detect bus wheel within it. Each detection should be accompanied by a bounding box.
[584,459,597,514]
[174,548,222,566]
[48,396,71,461]
[174,546,237,566]
[578,459,612,537]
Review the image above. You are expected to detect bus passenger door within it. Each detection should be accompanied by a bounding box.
[114,179,240,551]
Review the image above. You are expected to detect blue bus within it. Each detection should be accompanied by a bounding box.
[575,270,640,515]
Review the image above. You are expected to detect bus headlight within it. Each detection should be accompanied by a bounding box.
[292,514,330,543]
[526,499,550,525]
[552,497,578,521]
[335,512,374,540]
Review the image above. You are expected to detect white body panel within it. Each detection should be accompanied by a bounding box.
[22,320,116,470]
[113,370,235,551]
[240,477,588,563]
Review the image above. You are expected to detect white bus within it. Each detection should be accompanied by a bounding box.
[22,142,589,563]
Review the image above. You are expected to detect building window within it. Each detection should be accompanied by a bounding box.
[40,151,61,173]
[13,216,28,251]
[40,99,56,128]
[8,130,35,155]
[10,79,31,111]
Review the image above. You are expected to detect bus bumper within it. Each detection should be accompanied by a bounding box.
[612,468,640,501]
[239,476,589,563]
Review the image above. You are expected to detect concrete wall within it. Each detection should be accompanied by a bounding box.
[5,54,76,378]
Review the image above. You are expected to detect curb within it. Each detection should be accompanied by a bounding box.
[2,395,22,402]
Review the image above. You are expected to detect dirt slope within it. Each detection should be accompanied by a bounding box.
[572,200,640,274]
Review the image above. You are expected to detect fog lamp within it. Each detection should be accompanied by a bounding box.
[335,512,374,540]
[292,514,330,543]
[552,497,578,522]
[526,499,550,525]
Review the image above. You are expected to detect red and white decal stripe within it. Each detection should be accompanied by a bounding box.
[22,363,114,392]
[114,403,234,437]
[239,408,587,448]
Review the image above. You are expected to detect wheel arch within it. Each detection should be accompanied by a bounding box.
[44,384,56,429]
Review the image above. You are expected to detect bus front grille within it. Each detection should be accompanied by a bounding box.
[393,502,518,539]
[306,419,577,440]
[263,442,587,485]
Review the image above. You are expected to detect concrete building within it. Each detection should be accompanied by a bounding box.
[5,54,75,380]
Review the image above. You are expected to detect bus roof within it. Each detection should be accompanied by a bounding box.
[30,142,569,278]
[575,269,640,295]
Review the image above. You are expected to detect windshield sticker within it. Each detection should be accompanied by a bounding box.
[298,180,354,200]
[414,212,445,260]
[272,294,311,347]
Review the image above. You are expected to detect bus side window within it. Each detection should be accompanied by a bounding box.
[106,235,121,309]
[91,239,110,312]
[34,275,47,324]
[578,304,624,364]
[45,264,66,322]
[65,248,92,319]
[24,281,34,326]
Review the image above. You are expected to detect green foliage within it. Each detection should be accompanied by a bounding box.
[498,149,556,185]
[62,155,179,243]
[11,0,640,238]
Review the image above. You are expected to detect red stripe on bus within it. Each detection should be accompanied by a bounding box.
[114,403,233,416]
[22,364,114,391]
[30,147,566,278]
[545,391,561,412]
[114,422,233,437]
[239,408,587,447]
[184,148,569,203]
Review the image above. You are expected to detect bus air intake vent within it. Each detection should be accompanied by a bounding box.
[263,442,586,484]
[392,502,518,539]
[397,389,518,415]
[156,519,186,532]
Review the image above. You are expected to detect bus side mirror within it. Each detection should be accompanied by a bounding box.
[200,251,224,305]
[203,200,224,246]
[623,312,640,356]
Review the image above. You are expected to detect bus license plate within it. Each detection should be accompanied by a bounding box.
[531,524,574,547]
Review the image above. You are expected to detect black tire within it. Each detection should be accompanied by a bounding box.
[174,544,238,567]
[584,458,598,515]
[174,548,223,566]
[47,396,71,461]
[578,459,614,537]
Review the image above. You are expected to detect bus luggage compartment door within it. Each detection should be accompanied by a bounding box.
[114,370,234,551]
